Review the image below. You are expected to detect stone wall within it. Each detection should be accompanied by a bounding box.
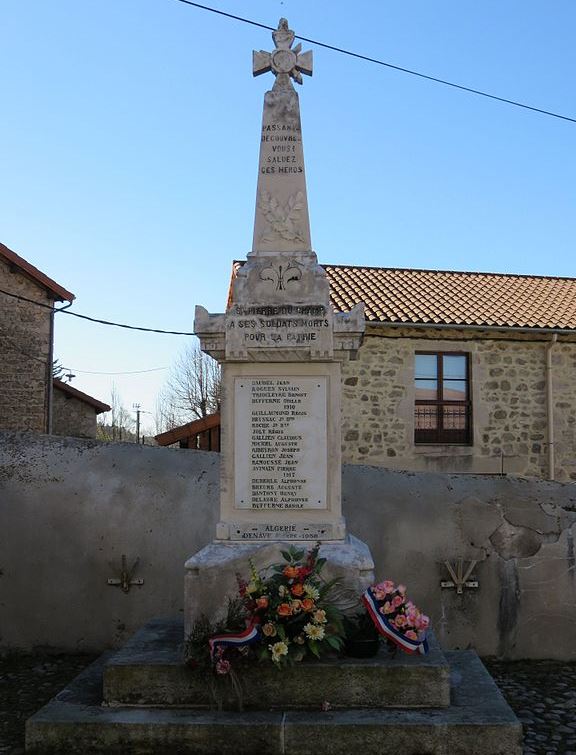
[341,326,576,482]
[1,431,575,659]
[0,432,219,652]
[52,390,98,439]
[0,258,52,433]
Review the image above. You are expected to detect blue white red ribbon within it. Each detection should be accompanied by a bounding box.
[362,588,429,655]
[209,623,261,660]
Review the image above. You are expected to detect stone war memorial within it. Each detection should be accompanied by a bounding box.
[26,19,522,755]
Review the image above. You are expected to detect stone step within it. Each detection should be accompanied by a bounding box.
[102,618,450,710]
[26,650,522,754]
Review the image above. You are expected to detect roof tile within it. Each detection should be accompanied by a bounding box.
[322,265,576,331]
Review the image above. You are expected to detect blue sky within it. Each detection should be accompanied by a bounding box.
[2,1,575,431]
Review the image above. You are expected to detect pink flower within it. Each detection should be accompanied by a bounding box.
[394,614,407,628]
[375,580,395,595]
[380,602,394,615]
[397,584,407,595]
[392,595,405,609]
[405,630,418,641]
[216,659,231,675]
[416,614,430,630]
[405,606,419,624]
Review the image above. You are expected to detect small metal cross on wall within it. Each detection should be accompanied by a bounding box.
[440,558,479,594]
[253,18,313,89]
[107,555,144,594]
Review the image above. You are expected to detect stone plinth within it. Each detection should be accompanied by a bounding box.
[26,619,522,754]
[184,535,374,635]
[104,619,449,710]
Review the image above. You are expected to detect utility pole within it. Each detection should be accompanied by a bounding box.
[133,403,141,444]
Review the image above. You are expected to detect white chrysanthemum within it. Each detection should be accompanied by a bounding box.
[270,641,289,662]
[304,584,320,600]
[278,585,287,597]
[303,623,325,641]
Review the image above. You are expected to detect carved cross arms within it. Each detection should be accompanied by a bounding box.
[253,18,313,86]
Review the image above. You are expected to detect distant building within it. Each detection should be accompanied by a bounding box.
[52,379,111,439]
[0,242,74,433]
[155,413,221,451]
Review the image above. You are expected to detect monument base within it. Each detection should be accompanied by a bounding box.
[184,534,375,637]
[26,617,522,754]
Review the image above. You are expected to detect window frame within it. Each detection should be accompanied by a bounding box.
[414,351,472,445]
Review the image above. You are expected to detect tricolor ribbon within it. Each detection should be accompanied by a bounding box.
[208,623,261,661]
[362,588,429,655]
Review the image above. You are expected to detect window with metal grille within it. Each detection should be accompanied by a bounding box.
[414,352,472,444]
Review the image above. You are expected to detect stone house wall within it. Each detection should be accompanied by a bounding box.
[341,326,576,482]
[0,256,52,432]
[52,389,99,439]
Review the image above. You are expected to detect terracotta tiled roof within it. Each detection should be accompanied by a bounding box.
[0,242,75,302]
[53,379,111,413]
[322,265,576,331]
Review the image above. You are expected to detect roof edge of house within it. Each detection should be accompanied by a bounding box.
[53,379,111,413]
[0,242,75,302]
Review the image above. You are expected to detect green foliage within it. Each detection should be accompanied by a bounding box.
[184,598,246,669]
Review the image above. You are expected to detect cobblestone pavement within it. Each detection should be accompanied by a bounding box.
[0,653,97,754]
[484,658,576,755]
[0,653,574,753]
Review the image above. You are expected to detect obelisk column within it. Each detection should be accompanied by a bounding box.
[251,18,313,255]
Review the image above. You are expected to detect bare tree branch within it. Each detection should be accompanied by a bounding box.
[155,340,221,433]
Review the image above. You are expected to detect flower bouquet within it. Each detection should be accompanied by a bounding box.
[362,580,430,655]
[186,543,346,676]
[234,543,345,666]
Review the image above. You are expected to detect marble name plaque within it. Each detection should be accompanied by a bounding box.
[229,522,336,541]
[234,376,327,510]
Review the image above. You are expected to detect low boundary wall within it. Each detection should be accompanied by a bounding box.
[1,432,575,658]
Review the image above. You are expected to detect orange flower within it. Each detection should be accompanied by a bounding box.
[283,566,299,580]
[277,603,293,617]
[256,596,269,610]
[301,598,315,612]
[291,583,304,597]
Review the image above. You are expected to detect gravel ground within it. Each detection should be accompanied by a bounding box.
[0,653,575,753]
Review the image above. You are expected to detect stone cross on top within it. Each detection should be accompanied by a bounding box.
[253,18,313,89]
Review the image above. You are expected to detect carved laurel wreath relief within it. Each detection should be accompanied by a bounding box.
[258,190,306,243]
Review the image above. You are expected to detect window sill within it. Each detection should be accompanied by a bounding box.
[413,444,474,456]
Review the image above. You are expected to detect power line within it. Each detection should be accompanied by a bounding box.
[65,366,168,375]
[0,287,195,336]
[56,307,195,335]
[173,0,576,125]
